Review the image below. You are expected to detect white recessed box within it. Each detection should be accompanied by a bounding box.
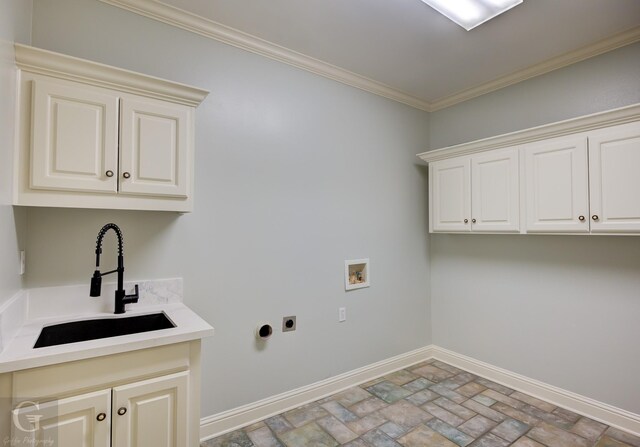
[344,259,370,291]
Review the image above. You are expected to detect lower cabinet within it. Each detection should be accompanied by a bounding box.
[11,371,188,447]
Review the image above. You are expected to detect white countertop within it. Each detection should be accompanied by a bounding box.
[0,279,214,373]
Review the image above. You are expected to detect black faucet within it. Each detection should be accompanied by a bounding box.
[90,223,139,314]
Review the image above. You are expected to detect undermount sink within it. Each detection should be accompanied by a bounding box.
[34,312,176,348]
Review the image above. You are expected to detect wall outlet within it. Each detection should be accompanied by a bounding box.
[20,251,25,275]
[338,307,346,322]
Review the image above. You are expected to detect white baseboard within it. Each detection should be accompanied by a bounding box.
[199,345,434,441]
[430,346,640,437]
[200,344,640,441]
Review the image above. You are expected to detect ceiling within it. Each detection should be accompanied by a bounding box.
[132,0,640,109]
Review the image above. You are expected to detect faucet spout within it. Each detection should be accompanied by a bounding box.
[90,223,139,314]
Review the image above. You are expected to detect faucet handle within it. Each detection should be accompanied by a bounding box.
[126,284,140,303]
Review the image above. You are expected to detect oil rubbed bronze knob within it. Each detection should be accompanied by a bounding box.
[464,219,469,224]
[96,413,106,422]
[105,170,114,178]
[592,215,599,221]
[578,215,585,221]
[122,172,131,179]
[117,407,127,416]
[472,218,477,223]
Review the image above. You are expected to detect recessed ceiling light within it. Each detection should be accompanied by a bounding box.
[420,0,523,31]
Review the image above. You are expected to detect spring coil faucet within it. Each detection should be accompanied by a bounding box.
[90,223,139,314]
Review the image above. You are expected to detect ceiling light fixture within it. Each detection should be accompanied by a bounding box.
[420,0,523,31]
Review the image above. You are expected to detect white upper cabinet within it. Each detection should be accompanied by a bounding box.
[14,44,208,212]
[429,148,519,233]
[523,135,590,233]
[589,121,640,233]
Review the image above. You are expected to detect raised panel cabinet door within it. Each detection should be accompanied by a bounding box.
[30,78,119,193]
[589,121,640,233]
[112,371,189,447]
[11,389,111,447]
[119,97,190,198]
[524,136,590,233]
[429,157,471,232]
[471,148,520,233]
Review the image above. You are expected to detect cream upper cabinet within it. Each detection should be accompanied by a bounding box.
[523,135,590,233]
[429,148,519,233]
[589,121,640,233]
[14,44,208,212]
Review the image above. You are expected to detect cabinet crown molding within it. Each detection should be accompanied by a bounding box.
[14,44,209,107]
[418,103,640,163]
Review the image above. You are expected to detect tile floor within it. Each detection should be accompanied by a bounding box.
[201,359,640,447]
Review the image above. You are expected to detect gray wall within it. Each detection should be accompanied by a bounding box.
[28,0,431,416]
[0,0,31,307]
[429,44,640,414]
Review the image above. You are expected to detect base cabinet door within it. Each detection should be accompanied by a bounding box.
[112,371,189,447]
[589,122,640,233]
[524,136,590,233]
[430,156,471,232]
[11,389,111,447]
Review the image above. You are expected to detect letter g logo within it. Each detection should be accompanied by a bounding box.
[12,401,43,433]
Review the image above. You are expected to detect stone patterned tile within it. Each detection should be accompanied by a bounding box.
[427,418,476,447]
[265,415,293,434]
[490,419,530,442]
[317,415,359,444]
[517,403,573,430]
[475,378,514,395]
[552,407,582,424]
[247,426,283,447]
[342,440,370,447]
[403,377,434,392]
[412,364,456,382]
[511,437,546,447]
[509,392,556,413]
[596,436,636,447]
[334,387,373,407]
[347,412,388,435]
[278,422,339,447]
[321,400,359,423]
[438,373,477,390]
[361,428,402,447]
[380,400,433,427]
[458,415,497,438]
[457,382,487,398]
[367,381,413,404]
[398,424,459,447]
[432,361,464,374]
[202,429,254,447]
[462,399,507,423]
[528,422,591,447]
[430,385,468,404]
[244,421,267,432]
[405,389,440,406]
[434,397,477,421]
[361,378,386,388]
[384,369,420,386]
[491,402,540,426]
[379,421,408,439]
[472,394,498,407]
[423,401,466,427]
[481,389,526,409]
[284,404,330,427]
[469,433,511,447]
[351,397,389,417]
[605,427,640,447]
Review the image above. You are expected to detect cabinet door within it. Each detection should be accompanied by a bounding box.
[30,78,119,193]
[112,371,188,447]
[524,136,590,233]
[471,148,520,232]
[589,122,640,233]
[11,389,111,447]
[429,157,471,232]
[119,97,190,198]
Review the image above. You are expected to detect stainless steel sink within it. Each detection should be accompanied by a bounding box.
[34,312,176,348]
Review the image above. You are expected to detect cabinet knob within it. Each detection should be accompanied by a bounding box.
[471,218,477,224]
[96,412,106,422]
[592,215,599,221]
[105,170,114,178]
[122,172,131,179]
[578,215,585,222]
[464,219,468,224]
[117,407,127,416]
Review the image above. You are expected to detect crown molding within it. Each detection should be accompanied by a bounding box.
[418,103,640,163]
[98,0,432,112]
[429,26,640,111]
[99,0,640,113]
[14,43,209,107]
